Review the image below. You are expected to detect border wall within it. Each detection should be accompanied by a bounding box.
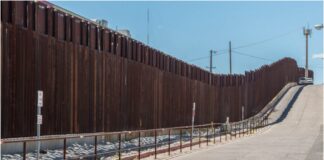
[1,1,313,138]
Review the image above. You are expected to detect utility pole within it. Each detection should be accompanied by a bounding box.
[208,50,217,84]
[303,27,311,78]
[209,50,214,73]
[147,9,150,45]
[229,41,232,74]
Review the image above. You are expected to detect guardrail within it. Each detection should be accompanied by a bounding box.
[1,116,268,160]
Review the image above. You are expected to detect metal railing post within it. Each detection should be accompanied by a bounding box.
[190,128,193,150]
[249,120,252,134]
[213,124,216,144]
[118,133,121,160]
[230,123,232,140]
[225,125,227,141]
[206,127,209,146]
[243,121,245,136]
[198,128,201,147]
[23,142,26,160]
[155,130,157,159]
[94,136,97,158]
[253,119,255,133]
[168,129,171,155]
[239,122,241,137]
[180,129,182,152]
[220,126,222,142]
[235,123,237,138]
[138,132,141,159]
[63,138,67,159]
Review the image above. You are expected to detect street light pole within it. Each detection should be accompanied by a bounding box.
[303,27,311,78]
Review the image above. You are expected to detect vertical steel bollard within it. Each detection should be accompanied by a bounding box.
[180,129,182,152]
[138,132,141,159]
[23,142,26,160]
[155,130,157,159]
[119,133,121,160]
[63,138,67,159]
[168,129,171,155]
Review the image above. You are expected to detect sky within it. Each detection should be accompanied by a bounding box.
[51,1,323,84]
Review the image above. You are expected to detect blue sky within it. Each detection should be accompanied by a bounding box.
[52,1,323,84]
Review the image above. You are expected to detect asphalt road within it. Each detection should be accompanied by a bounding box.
[172,85,323,160]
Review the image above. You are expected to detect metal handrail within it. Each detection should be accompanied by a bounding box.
[1,116,269,160]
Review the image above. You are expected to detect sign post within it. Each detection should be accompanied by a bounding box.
[191,102,196,139]
[36,91,43,160]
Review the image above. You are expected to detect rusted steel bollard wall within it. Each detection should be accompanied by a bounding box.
[0,1,311,138]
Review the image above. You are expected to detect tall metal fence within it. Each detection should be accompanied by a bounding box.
[1,1,312,138]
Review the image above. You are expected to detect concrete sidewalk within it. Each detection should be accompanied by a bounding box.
[171,85,323,160]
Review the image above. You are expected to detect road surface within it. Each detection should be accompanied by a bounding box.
[172,85,323,160]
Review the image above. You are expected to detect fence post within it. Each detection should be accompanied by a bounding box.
[253,119,255,133]
[220,126,222,142]
[118,133,121,160]
[238,122,242,138]
[198,127,201,148]
[138,132,141,159]
[94,136,97,158]
[180,129,182,152]
[23,142,26,160]
[249,120,252,134]
[190,128,192,150]
[206,127,209,146]
[225,125,227,141]
[155,130,157,159]
[245,121,247,136]
[213,123,216,144]
[230,123,232,140]
[63,138,66,159]
[235,123,237,138]
[168,129,171,155]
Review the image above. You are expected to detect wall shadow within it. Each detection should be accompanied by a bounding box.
[268,85,305,125]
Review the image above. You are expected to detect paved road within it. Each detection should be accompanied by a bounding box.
[173,85,323,160]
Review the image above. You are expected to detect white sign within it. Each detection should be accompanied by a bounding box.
[37,91,43,107]
[191,102,196,137]
[192,102,196,123]
[37,115,43,125]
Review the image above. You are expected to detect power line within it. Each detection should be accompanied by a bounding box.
[217,28,299,52]
[188,51,227,62]
[232,50,274,62]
